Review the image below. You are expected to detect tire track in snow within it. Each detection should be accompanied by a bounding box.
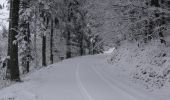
[76,65,94,100]
[91,66,139,100]
[91,64,158,100]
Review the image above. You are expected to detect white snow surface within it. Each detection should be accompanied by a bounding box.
[0,54,168,100]
[104,47,115,54]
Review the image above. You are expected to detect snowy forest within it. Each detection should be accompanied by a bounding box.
[0,0,170,100]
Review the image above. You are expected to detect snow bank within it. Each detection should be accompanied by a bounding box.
[108,40,170,94]
[104,47,115,54]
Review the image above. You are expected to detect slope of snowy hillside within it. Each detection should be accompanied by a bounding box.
[0,54,169,100]
[108,40,170,99]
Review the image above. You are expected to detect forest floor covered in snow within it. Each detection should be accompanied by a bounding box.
[0,52,169,100]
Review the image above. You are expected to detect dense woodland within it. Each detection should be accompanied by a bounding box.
[0,0,104,81]
[0,0,170,84]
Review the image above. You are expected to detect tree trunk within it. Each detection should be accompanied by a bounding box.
[42,16,48,67]
[66,30,71,59]
[50,18,54,64]
[7,0,20,81]
[79,33,84,56]
[42,35,46,66]
[33,11,38,68]
[26,22,30,73]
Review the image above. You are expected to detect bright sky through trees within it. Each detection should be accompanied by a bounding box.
[0,0,9,30]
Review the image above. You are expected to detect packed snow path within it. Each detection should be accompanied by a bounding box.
[0,54,157,100]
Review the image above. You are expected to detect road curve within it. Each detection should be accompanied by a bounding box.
[0,54,152,100]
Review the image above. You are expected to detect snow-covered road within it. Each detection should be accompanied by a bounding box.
[0,54,158,100]
[77,61,138,100]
